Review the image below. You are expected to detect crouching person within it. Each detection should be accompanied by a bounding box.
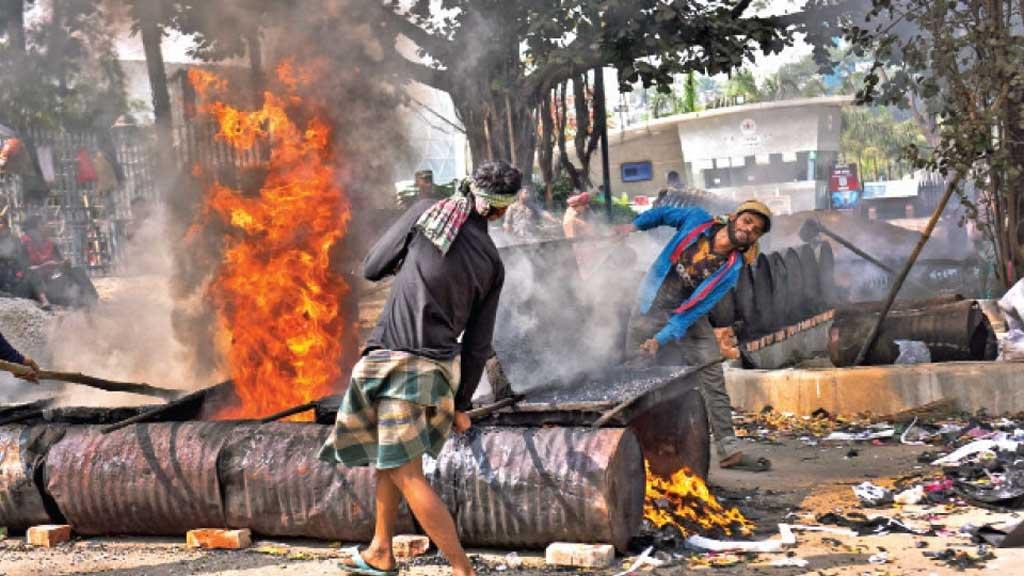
[319,161,521,576]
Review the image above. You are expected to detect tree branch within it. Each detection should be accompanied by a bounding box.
[393,57,450,92]
[378,4,453,61]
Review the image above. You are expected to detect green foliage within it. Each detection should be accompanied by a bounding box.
[0,0,127,130]
[834,0,1024,287]
[840,106,925,180]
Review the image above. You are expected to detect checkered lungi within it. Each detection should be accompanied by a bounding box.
[318,349,461,470]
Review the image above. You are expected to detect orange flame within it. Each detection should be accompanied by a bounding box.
[188,65,350,420]
[644,461,753,537]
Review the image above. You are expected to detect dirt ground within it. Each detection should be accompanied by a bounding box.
[3,437,1021,576]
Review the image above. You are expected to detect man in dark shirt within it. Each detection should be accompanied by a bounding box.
[321,161,519,576]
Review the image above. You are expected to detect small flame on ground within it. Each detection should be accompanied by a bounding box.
[188,63,350,421]
[644,461,753,537]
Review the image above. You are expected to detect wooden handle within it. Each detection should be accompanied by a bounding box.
[0,359,181,400]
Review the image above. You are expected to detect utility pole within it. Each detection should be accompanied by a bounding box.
[592,67,613,222]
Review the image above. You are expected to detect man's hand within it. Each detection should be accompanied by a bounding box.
[18,357,39,383]
[453,411,472,433]
[640,338,660,357]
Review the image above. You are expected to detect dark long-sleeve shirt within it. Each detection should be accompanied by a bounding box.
[0,331,25,364]
[363,199,505,410]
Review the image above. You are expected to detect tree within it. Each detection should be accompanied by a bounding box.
[122,0,173,174]
[377,0,797,182]
[840,0,1024,288]
[840,106,924,180]
[0,0,127,130]
[0,0,29,55]
[167,1,297,98]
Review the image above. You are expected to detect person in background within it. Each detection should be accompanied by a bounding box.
[20,217,98,308]
[321,160,521,576]
[562,191,593,238]
[414,169,435,201]
[503,187,559,239]
[0,216,47,306]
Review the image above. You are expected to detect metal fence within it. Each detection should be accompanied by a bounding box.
[0,125,158,274]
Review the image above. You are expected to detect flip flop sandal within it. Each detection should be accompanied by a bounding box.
[338,546,399,576]
[720,453,771,472]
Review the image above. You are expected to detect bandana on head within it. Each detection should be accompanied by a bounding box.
[416,180,515,254]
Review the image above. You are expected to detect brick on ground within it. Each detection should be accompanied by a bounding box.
[545,542,615,568]
[26,525,72,548]
[393,534,431,558]
[186,528,252,550]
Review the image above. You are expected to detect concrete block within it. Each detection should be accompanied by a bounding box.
[545,542,615,568]
[186,528,252,550]
[393,534,431,558]
[26,525,72,548]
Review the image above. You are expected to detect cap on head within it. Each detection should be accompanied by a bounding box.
[734,199,772,233]
[414,169,433,182]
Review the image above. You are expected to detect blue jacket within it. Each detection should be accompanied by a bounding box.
[633,206,743,346]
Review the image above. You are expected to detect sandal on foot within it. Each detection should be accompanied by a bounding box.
[338,546,399,576]
[720,453,771,472]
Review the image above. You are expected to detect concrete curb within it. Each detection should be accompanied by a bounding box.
[725,361,1024,416]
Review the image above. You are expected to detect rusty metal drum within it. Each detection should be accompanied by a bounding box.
[44,422,234,535]
[219,422,415,541]
[0,425,66,530]
[432,426,645,552]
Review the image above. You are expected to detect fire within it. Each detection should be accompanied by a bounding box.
[644,461,753,537]
[188,64,351,420]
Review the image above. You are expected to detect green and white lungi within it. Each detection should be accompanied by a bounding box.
[318,349,461,469]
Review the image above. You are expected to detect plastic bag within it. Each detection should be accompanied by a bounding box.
[999,279,1024,332]
[895,340,931,364]
[998,329,1024,361]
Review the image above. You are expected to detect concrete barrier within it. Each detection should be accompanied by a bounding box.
[725,361,1024,416]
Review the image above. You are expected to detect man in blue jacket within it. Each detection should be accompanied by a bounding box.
[617,199,772,472]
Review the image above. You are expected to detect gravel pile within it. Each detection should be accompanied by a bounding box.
[0,296,56,361]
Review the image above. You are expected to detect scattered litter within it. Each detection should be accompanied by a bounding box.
[853,482,893,507]
[894,340,930,364]
[867,551,889,564]
[684,524,796,554]
[502,552,523,569]
[780,524,858,538]
[966,521,1024,548]
[613,546,659,576]
[817,512,933,536]
[825,429,895,443]
[923,546,995,570]
[769,557,809,567]
[894,485,925,505]
[931,439,1019,466]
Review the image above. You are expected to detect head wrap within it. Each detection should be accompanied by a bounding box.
[566,192,590,208]
[416,179,516,254]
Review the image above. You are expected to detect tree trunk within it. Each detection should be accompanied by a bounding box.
[454,86,536,185]
[3,0,25,55]
[137,0,173,182]
[538,91,555,208]
[246,29,264,104]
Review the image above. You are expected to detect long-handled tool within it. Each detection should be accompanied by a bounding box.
[0,359,181,400]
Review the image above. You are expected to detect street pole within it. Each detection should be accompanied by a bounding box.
[593,67,613,222]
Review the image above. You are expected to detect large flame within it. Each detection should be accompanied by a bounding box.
[188,63,350,420]
[644,461,753,537]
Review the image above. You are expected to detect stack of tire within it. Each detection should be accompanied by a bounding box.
[709,242,837,341]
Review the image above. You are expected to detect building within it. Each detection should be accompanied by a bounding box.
[589,95,853,215]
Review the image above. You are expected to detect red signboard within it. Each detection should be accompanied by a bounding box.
[829,164,861,193]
